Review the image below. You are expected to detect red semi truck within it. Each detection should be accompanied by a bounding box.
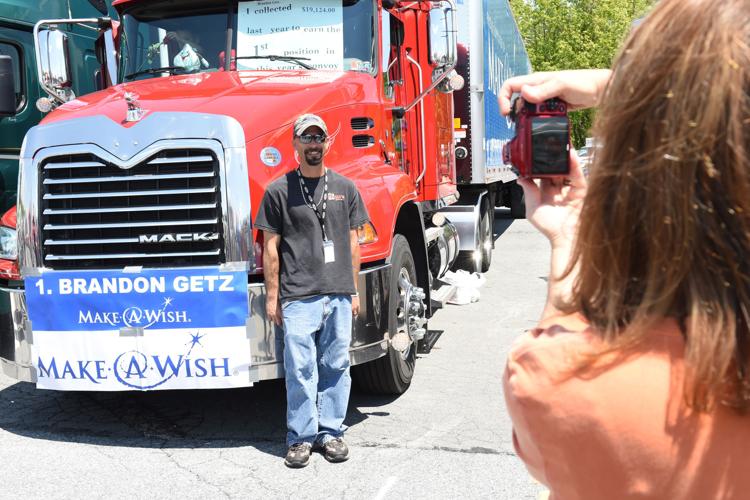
[0,0,530,393]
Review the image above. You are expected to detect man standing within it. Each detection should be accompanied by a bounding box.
[255,114,369,468]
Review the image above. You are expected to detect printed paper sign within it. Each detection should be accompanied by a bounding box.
[237,0,343,70]
[25,267,253,391]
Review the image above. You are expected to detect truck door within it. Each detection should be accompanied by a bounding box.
[381,9,412,175]
[426,3,457,193]
[382,9,421,184]
[0,32,39,214]
[384,5,455,199]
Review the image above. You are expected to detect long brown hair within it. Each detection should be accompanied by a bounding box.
[568,0,750,411]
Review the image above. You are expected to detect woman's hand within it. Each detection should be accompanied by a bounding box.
[519,153,587,320]
[517,152,587,250]
[498,69,597,318]
[499,69,612,115]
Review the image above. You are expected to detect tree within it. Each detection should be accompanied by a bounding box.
[509,0,655,147]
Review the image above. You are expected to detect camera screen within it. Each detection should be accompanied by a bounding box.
[531,117,569,174]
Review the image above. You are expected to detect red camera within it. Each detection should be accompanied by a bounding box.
[503,97,571,178]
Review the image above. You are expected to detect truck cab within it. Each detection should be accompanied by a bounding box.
[0,0,529,395]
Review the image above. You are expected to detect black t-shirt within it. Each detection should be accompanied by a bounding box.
[255,169,370,301]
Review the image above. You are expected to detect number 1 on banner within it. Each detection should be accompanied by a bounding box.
[34,279,51,295]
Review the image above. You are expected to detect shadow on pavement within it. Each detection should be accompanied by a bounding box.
[494,208,517,241]
[0,376,401,458]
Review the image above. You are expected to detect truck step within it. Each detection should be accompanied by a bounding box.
[430,283,457,308]
[418,329,443,354]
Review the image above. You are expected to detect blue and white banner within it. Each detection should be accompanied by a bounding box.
[25,267,253,391]
[26,267,248,331]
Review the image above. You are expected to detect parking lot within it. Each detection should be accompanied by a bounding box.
[0,213,548,499]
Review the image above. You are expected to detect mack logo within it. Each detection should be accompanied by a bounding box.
[139,232,219,244]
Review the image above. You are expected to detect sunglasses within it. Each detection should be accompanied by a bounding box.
[298,134,327,144]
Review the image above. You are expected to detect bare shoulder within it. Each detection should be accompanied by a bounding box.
[505,314,598,400]
[509,313,595,363]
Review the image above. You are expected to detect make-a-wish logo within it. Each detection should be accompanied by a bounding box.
[78,297,191,328]
[36,332,233,390]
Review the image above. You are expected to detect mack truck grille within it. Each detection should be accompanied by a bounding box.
[39,149,224,270]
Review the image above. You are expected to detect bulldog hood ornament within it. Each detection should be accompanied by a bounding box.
[124,92,144,122]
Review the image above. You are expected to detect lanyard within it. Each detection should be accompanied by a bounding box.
[296,167,329,240]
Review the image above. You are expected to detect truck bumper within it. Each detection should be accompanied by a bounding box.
[0,264,391,386]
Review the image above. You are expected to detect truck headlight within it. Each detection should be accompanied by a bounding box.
[0,226,17,260]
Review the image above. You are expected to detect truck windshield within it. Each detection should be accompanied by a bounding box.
[119,0,376,81]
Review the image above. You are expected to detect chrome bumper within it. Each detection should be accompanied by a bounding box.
[0,265,391,386]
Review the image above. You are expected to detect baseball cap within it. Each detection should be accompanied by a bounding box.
[293,113,329,137]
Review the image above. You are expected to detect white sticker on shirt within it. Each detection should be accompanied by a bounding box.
[323,239,335,264]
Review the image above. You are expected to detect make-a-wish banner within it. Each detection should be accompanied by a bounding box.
[24,267,253,391]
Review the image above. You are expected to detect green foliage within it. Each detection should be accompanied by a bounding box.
[509,0,655,148]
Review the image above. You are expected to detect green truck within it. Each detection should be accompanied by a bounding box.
[0,0,116,375]
[0,0,116,214]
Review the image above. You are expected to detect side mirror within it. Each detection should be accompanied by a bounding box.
[34,17,112,109]
[428,1,457,67]
[38,29,72,90]
[0,56,15,117]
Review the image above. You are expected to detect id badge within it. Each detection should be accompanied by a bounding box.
[323,239,336,263]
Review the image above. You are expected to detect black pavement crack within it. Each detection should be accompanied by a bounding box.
[353,441,517,457]
[217,451,289,498]
[159,445,232,499]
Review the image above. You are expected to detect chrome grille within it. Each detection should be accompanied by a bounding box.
[40,149,224,270]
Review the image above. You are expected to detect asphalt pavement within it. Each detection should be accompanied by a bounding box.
[0,212,549,499]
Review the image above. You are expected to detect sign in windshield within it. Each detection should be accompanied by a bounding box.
[237,0,345,70]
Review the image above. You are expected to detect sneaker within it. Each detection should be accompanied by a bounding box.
[322,437,349,463]
[284,443,312,468]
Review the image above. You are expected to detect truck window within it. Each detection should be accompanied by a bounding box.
[0,42,24,111]
[119,0,376,80]
[120,1,230,81]
[381,11,403,99]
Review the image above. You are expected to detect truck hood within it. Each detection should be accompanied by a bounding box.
[43,71,371,142]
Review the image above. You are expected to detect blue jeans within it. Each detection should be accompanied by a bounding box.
[281,294,352,447]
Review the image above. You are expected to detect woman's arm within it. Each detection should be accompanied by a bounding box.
[519,156,587,321]
[499,70,601,320]
[499,69,612,115]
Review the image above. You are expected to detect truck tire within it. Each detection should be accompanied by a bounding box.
[452,197,491,274]
[353,234,417,394]
[479,197,493,273]
[509,182,526,219]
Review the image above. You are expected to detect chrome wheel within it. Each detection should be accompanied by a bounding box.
[390,268,426,360]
